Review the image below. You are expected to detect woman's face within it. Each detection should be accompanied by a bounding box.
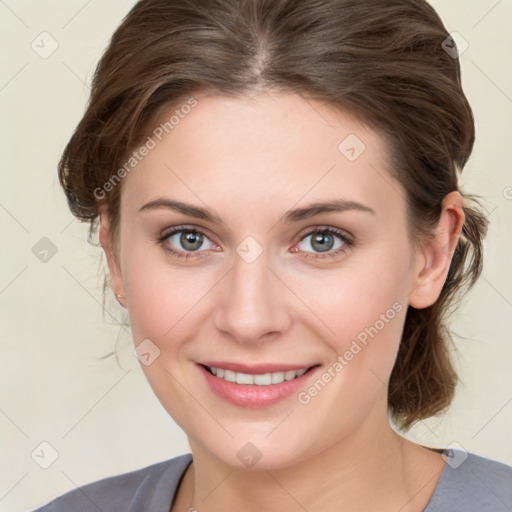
[104,91,435,469]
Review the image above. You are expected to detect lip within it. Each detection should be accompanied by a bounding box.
[196,362,321,408]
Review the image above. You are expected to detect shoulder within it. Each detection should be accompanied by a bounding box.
[426,450,512,511]
[31,453,193,512]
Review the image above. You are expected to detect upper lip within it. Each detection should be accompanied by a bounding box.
[198,361,319,374]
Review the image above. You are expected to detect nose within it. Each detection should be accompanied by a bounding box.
[212,249,293,345]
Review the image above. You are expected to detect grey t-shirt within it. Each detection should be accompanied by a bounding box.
[32,450,512,511]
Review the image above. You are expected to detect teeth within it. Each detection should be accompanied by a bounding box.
[224,369,236,382]
[284,370,296,381]
[236,372,254,385]
[271,371,285,384]
[207,366,308,386]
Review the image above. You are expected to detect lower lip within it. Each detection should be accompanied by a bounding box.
[197,364,320,408]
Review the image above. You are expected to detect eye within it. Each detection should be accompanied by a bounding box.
[293,227,353,260]
[159,227,218,259]
[158,225,354,261]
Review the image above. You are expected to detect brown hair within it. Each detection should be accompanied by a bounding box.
[59,0,489,429]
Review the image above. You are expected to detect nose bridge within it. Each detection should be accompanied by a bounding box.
[213,245,291,343]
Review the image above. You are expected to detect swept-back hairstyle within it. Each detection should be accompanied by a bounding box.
[59,0,488,429]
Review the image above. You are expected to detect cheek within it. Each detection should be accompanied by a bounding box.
[293,268,408,442]
[120,235,215,341]
[294,256,408,342]
[120,249,209,428]
[299,247,411,384]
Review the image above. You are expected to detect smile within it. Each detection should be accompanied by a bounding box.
[197,362,321,408]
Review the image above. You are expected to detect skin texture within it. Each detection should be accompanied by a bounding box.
[99,91,465,511]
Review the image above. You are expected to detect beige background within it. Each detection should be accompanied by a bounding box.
[0,1,511,510]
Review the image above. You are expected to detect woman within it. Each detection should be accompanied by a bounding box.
[34,0,512,510]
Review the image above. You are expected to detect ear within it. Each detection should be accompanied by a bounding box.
[98,204,125,305]
[408,191,465,309]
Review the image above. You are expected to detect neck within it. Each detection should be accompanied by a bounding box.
[175,413,445,512]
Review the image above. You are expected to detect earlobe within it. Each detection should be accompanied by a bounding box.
[408,191,465,309]
[98,204,125,306]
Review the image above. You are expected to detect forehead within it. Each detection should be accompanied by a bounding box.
[121,91,403,222]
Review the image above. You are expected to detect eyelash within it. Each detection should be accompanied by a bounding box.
[157,225,354,261]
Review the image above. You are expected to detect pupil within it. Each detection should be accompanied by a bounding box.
[312,232,333,253]
[181,231,202,251]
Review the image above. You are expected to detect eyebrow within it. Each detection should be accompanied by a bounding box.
[138,197,375,224]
